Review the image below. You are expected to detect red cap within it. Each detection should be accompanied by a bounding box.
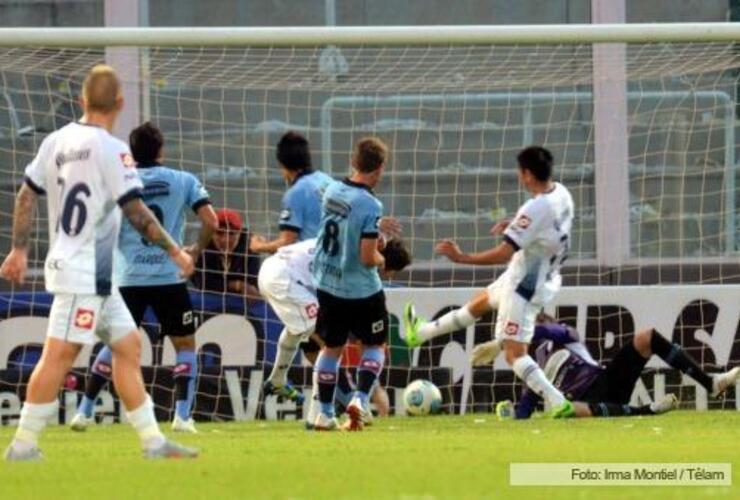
[216,208,242,231]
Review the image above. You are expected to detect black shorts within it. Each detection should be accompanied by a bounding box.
[119,283,196,337]
[581,341,648,405]
[300,336,322,355]
[316,289,388,348]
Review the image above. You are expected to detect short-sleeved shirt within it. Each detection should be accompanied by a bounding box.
[312,178,383,299]
[279,170,333,240]
[115,163,210,287]
[191,230,261,293]
[501,182,574,306]
[24,122,143,296]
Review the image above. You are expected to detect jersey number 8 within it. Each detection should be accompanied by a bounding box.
[321,220,340,257]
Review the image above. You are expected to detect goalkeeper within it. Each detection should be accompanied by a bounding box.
[474,315,739,419]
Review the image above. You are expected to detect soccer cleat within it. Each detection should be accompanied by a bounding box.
[550,400,576,419]
[69,413,94,432]
[4,444,43,462]
[144,439,198,459]
[263,380,305,404]
[344,397,367,431]
[403,303,426,348]
[472,340,502,367]
[650,393,679,415]
[171,415,198,433]
[495,400,514,420]
[312,413,340,431]
[711,367,740,397]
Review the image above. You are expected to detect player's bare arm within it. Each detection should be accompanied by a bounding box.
[249,230,298,254]
[360,237,385,268]
[190,203,219,255]
[0,183,38,284]
[121,197,194,277]
[435,239,515,266]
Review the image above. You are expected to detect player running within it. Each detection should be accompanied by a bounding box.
[403,146,576,418]
[1,65,197,460]
[70,122,218,433]
[474,318,740,419]
[258,236,411,427]
[311,137,391,431]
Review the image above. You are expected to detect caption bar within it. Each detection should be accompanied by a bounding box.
[510,463,731,486]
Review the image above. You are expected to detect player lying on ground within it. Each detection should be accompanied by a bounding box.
[1,65,197,461]
[258,235,411,427]
[70,122,218,433]
[471,317,740,419]
[404,146,576,418]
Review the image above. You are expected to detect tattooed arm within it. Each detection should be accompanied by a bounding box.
[0,183,38,284]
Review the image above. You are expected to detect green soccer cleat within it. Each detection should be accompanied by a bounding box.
[263,380,305,404]
[495,400,514,421]
[550,400,576,419]
[403,303,426,348]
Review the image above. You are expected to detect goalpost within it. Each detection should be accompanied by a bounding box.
[0,24,738,424]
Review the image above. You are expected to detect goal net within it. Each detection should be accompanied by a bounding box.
[0,27,738,425]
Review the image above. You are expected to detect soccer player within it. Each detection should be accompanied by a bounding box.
[1,65,197,460]
[70,122,219,433]
[311,137,390,431]
[403,146,576,418]
[477,319,740,419]
[258,235,411,427]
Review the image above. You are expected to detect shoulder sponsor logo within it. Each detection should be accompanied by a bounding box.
[504,321,519,336]
[74,309,95,330]
[280,209,291,221]
[516,214,531,229]
[120,152,136,169]
[304,303,318,319]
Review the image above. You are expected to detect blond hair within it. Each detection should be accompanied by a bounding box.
[82,64,121,113]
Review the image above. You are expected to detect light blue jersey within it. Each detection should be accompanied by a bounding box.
[312,179,383,299]
[279,170,333,240]
[115,165,210,287]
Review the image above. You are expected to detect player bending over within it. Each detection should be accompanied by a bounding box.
[258,236,411,427]
[1,65,197,460]
[311,137,391,431]
[474,318,739,419]
[404,146,576,418]
[70,122,218,433]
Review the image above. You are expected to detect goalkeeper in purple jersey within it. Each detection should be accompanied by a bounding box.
[474,315,740,419]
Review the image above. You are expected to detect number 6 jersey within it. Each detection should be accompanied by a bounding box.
[24,122,143,296]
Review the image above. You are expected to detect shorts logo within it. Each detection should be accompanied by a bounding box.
[280,209,291,221]
[182,311,193,325]
[120,152,136,168]
[304,303,318,319]
[371,320,384,334]
[516,214,531,229]
[174,363,191,375]
[504,321,519,336]
[74,309,95,330]
[318,371,337,383]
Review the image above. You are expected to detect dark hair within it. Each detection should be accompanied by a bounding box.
[276,131,312,172]
[353,137,388,174]
[381,239,412,272]
[517,146,553,182]
[129,122,163,165]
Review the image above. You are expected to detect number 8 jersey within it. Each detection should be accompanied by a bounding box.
[24,122,143,296]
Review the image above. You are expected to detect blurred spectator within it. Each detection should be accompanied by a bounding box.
[191,208,261,299]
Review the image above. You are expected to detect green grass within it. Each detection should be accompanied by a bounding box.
[0,411,738,499]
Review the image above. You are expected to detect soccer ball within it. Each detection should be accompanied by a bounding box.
[403,379,443,416]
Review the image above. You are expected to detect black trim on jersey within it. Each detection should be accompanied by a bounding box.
[278,224,301,233]
[24,176,46,195]
[503,234,521,251]
[515,283,535,302]
[137,160,161,169]
[361,232,379,239]
[117,187,143,207]
[342,178,374,195]
[191,197,212,213]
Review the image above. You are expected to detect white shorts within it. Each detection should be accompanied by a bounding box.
[47,290,137,345]
[487,274,540,344]
[258,256,318,337]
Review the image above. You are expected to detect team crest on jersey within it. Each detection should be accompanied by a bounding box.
[516,214,531,229]
[304,303,318,319]
[504,321,519,336]
[280,209,291,221]
[120,152,136,168]
[74,309,95,330]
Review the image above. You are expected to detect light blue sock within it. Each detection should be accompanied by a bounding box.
[314,353,340,418]
[79,346,113,418]
[174,351,198,420]
[78,396,96,419]
[357,347,385,407]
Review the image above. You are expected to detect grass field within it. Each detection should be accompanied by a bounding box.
[0,411,738,499]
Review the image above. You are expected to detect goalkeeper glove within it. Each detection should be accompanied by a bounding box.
[471,339,502,366]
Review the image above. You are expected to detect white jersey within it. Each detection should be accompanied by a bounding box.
[24,122,143,296]
[273,238,317,293]
[501,182,574,306]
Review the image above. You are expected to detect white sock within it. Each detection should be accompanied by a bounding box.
[126,397,165,450]
[12,400,58,450]
[268,328,302,386]
[512,355,566,408]
[306,370,320,425]
[417,305,477,342]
